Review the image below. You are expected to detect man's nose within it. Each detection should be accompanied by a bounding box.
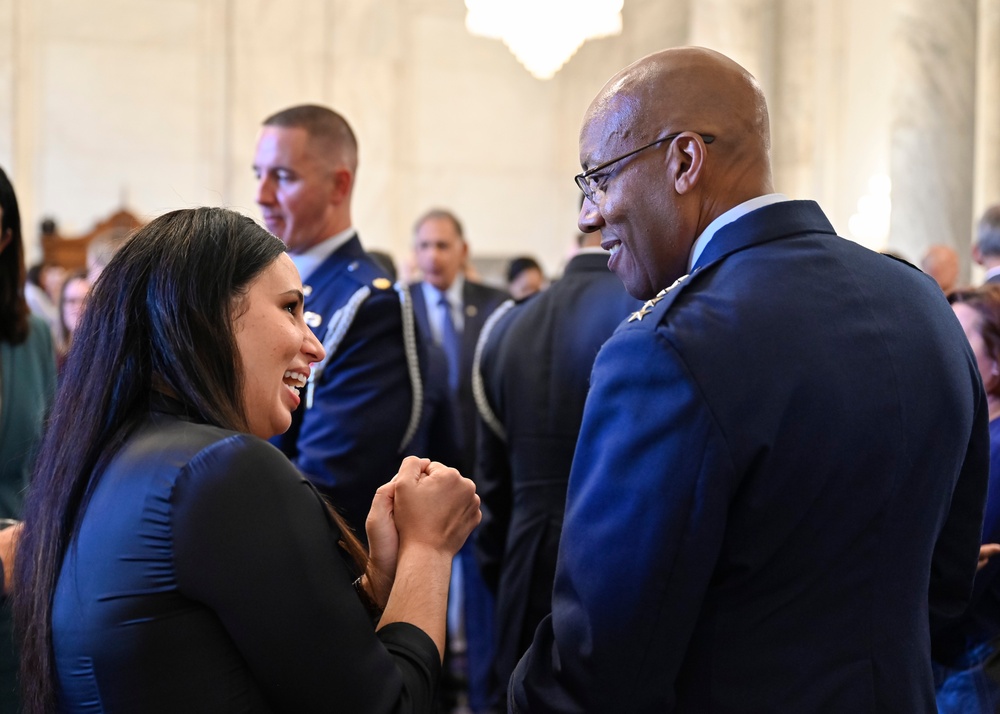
[256,176,275,205]
[578,197,605,233]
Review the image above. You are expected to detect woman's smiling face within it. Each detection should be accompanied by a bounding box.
[233,253,324,439]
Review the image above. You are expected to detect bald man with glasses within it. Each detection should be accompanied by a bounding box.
[509,47,988,713]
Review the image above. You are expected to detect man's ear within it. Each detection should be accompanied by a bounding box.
[331,168,354,203]
[973,244,984,266]
[672,133,708,195]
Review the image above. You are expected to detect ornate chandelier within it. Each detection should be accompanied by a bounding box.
[464,0,624,80]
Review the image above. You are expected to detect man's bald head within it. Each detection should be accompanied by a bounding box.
[921,244,960,292]
[584,47,772,200]
[577,47,774,299]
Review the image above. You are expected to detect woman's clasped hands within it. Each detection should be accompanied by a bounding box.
[363,457,481,614]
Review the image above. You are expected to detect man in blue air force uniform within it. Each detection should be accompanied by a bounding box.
[509,47,989,713]
[253,105,420,545]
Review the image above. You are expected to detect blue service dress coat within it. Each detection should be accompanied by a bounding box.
[473,251,640,696]
[272,235,416,543]
[509,200,990,713]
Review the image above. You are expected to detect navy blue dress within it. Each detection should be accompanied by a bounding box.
[52,403,439,713]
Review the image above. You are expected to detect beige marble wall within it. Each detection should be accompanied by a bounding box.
[976,0,1000,221]
[890,0,977,275]
[0,0,990,280]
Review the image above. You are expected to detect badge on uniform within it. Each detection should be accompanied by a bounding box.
[628,272,691,322]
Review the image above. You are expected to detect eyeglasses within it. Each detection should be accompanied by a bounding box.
[575,132,716,203]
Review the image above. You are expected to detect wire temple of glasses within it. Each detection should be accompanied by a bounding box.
[575,132,715,198]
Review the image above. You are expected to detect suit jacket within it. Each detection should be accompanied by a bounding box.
[272,235,413,542]
[510,201,990,713]
[474,252,640,692]
[411,279,508,476]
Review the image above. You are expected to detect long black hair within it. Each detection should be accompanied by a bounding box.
[0,166,30,344]
[13,207,288,713]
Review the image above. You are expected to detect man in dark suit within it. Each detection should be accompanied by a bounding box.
[974,204,1000,285]
[509,47,989,712]
[473,229,639,705]
[410,208,507,713]
[252,105,419,544]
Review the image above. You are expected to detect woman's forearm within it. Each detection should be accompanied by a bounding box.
[376,543,453,661]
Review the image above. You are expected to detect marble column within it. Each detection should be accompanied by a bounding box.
[0,0,42,264]
[974,0,1000,223]
[889,0,976,275]
[769,0,818,200]
[688,0,779,103]
[0,0,13,167]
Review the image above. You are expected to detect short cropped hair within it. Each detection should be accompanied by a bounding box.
[413,208,465,241]
[262,104,358,171]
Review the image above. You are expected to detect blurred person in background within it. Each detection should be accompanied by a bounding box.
[934,284,1000,712]
[922,244,960,293]
[0,165,57,712]
[506,257,545,301]
[56,269,89,372]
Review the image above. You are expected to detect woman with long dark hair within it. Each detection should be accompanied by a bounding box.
[0,166,57,712]
[13,207,479,713]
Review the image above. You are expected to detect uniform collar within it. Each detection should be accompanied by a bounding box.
[688,194,789,271]
[289,227,357,283]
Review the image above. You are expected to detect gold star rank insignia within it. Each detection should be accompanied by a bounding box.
[372,277,392,290]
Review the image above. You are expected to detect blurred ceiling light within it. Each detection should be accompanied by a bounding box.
[465,0,624,80]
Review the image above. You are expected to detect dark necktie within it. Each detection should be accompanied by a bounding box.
[438,293,460,391]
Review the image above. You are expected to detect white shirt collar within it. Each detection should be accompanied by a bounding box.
[688,194,789,270]
[289,227,357,284]
[422,274,465,306]
[420,274,466,342]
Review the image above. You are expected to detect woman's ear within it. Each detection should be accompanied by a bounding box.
[0,228,11,256]
[672,133,708,195]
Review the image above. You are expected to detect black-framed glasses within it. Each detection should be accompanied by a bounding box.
[575,132,715,203]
